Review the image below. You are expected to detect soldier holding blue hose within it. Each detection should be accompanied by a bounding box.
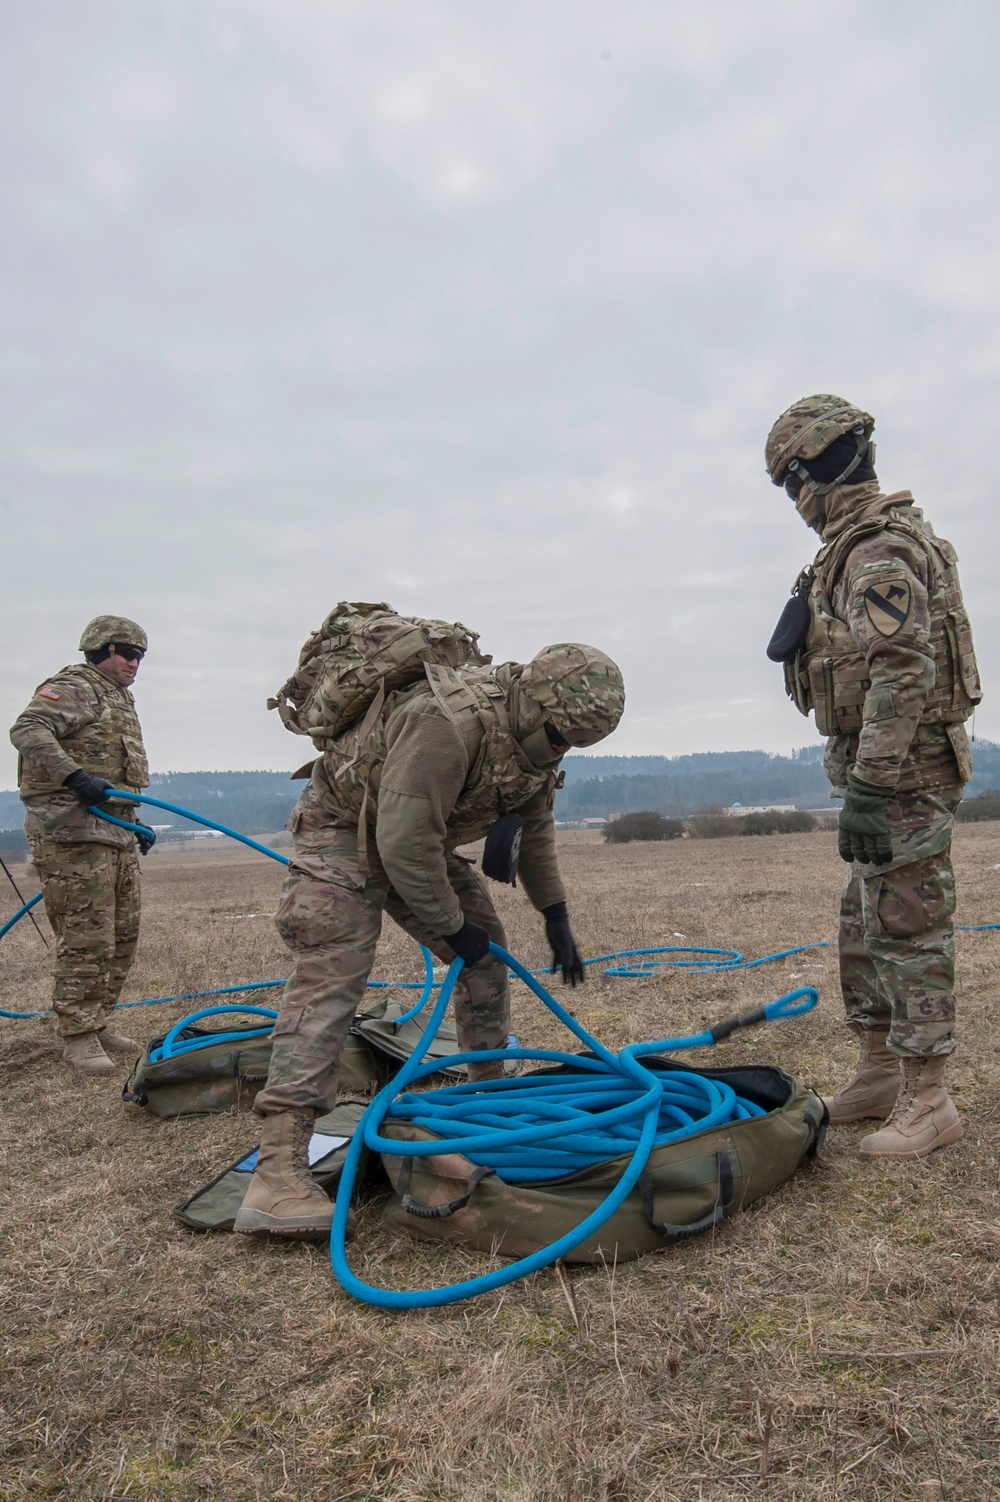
[9,615,151,1076]
[234,642,625,1242]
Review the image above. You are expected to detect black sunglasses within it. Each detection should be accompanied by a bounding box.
[111,644,145,662]
[545,722,570,751]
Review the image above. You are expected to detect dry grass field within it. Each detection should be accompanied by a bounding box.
[3,826,1000,1501]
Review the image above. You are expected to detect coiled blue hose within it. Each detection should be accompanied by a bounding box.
[329,943,818,1309]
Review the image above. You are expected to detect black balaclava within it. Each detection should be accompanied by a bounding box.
[801,431,877,488]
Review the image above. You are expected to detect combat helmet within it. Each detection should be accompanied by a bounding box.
[79,615,148,654]
[520,643,625,748]
[765,394,876,501]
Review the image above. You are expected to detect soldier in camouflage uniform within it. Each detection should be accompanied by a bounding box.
[234,642,625,1240]
[9,616,151,1076]
[765,396,982,1159]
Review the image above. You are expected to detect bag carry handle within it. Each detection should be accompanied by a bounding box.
[638,1149,736,1242]
[397,1158,494,1219]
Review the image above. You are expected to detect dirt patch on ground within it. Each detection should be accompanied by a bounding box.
[2,827,1000,1499]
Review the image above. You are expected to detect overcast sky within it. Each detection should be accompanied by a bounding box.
[2,0,998,785]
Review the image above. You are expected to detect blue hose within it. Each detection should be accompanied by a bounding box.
[0,789,442,1023]
[91,789,292,866]
[329,942,817,1309]
[0,892,43,944]
[148,1004,280,1062]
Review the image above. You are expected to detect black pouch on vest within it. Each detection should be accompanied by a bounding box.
[767,591,811,663]
[482,809,523,885]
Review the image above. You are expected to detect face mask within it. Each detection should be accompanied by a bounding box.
[793,486,826,534]
[519,723,563,768]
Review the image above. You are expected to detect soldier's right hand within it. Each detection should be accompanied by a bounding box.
[443,917,492,968]
[63,769,114,807]
[838,773,893,866]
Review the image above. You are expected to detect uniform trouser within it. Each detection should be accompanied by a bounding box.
[838,785,962,1059]
[254,830,511,1116]
[30,840,141,1039]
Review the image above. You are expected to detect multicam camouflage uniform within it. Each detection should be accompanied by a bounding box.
[768,398,982,1059]
[9,659,148,1038]
[255,645,625,1115]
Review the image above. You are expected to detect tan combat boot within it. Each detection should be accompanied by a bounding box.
[858,1055,963,1160]
[466,1059,506,1084]
[62,1032,115,1076]
[233,1110,347,1240]
[96,1007,139,1052]
[821,1026,900,1122]
[98,1027,140,1053]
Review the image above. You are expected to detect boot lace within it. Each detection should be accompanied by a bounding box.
[290,1111,318,1189]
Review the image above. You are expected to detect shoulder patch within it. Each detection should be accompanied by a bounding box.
[864,581,911,637]
[37,685,62,700]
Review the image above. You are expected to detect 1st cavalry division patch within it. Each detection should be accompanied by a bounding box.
[864,581,911,637]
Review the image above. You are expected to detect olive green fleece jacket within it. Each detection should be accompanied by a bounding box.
[307,690,567,933]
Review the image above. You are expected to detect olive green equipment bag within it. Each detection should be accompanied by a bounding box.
[172,1101,370,1232]
[380,1059,826,1265]
[123,994,499,1118]
[352,993,517,1080]
[122,1022,383,1119]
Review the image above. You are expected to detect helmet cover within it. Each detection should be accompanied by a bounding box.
[765,394,875,485]
[79,615,148,653]
[520,643,625,748]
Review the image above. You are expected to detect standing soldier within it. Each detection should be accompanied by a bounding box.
[10,616,151,1076]
[765,396,982,1159]
[234,641,625,1240]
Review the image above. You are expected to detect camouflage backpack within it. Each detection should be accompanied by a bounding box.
[267,601,492,750]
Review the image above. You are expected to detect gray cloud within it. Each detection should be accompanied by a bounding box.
[2,1,998,783]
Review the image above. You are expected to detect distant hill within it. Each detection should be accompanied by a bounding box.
[3,740,1000,837]
[559,741,1000,818]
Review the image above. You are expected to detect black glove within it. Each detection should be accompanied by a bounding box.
[135,826,156,856]
[543,901,585,987]
[838,772,894,866]
[63,770,114,807]
[443,917,492,968]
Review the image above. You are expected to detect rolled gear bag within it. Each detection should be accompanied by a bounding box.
[123,994,495,1117]
[172,1101,370,1231]
[354,994,519,1081]
[380,1060,825,1265]
[123,1024,385,1118]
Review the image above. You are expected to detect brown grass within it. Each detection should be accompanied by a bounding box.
[3,828,1000,1500]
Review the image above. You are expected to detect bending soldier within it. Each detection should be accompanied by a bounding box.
[765,395,981,1159]
[234,642,625,1240]
[9,616,151,1076]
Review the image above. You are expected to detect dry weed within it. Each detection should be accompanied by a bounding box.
[2,829,1000,1499]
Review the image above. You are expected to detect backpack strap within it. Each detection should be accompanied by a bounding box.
[345,680,387,875]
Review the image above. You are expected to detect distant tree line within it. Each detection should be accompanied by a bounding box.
[560,742,1000,819]
[2,741,1000,839]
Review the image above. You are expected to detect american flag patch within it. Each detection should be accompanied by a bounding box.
[38,685,61,700]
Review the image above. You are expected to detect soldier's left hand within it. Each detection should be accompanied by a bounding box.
[838,773,894,865]
[135,827,156,856]
[542,901,585,986]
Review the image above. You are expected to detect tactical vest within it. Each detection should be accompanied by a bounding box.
[17,664,149,798]
[320,662,554,853]
[783,509,982,737]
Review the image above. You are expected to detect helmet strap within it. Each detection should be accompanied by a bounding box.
[787,428,872,529]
